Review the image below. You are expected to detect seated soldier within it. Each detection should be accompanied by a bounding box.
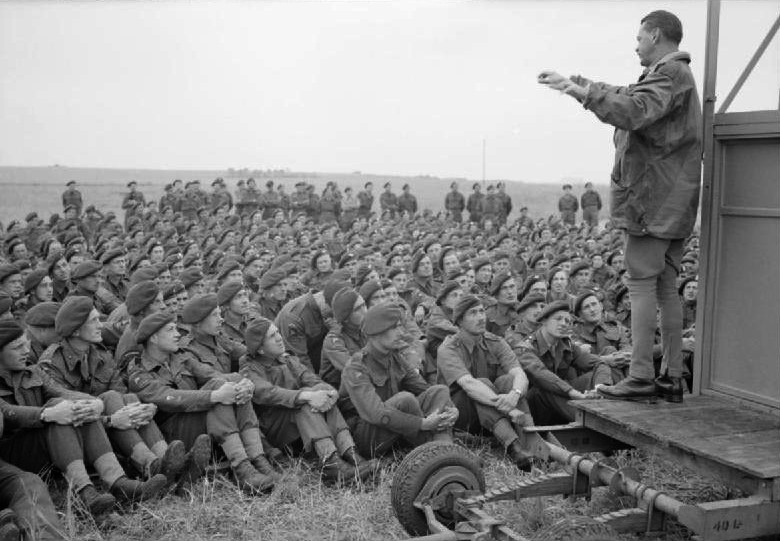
[22,302,60,363]
[484,271,520,337]
[341,304,458,458]
[240,317,374,483]
[319,287,366,389]
[504,294,545,343]
[38,296,186,483]
[0,321,167,516]
[437,295,535,470]
[513,301,609,425]
[571,291,631,382]
[128,312,275,494]
[217,282,250,345]
[422,280,463,383]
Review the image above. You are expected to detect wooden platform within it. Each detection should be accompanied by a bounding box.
[573,395,780,498]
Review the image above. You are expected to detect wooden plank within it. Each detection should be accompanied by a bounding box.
[677,498,780,540]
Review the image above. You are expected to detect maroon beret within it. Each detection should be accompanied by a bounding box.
[181,294,218,324]
[55,296,94,337]
[126,280,160,316]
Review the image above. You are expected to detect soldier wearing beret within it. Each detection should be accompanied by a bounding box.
[571,291,631,383]
[128,312,275,493]
[256,266,289,320]
[443,182,465,223]
[23,269,53,310]
[436,295,535,470]
[0,266,23,307]
[422,280,463,383]
[568,260,598,297]
[22,302,60,363]
[397,184,417,217]
[67,260,114,315]
[47,255,71,303]
[557,184,578,225]
[484,271,520,337]
[240,317,373,483]
[341,303,458,457]
[115,280,166,367]
[0,320,166,515]
[61,180,83,217]
[101,248,129,304]
[466,183,484,224]
[319,287,366,389]
[471,257,493,297]
[512,301,609,425]
[179,267,206,299]
[504,294,545,344]
[217,282,249,344]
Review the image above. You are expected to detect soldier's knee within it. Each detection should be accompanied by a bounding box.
[392,391,418,411]
[477,378,497,392]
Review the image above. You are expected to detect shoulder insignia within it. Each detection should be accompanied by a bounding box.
[38,343,61,362]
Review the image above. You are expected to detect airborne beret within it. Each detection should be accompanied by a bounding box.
[136,311,176,344]
[489,271,515,297]
[436,280,462,306]
[130,266,158,286]
[323,278,352,307]
[55,296,94,337]
[217,281,244,306]
[217,260,242,282]
[362,303,403,336]
[181,294,219,324]
[354,263,375,289]
[453,294,482,324]
[536,300,571,322]
[470,256,491,273]
[163,280,186,300]
[569,261,591,277]
[358,280,382,305]
[24,269,48,294]
[126,280,160,316]
[0,320,24,350]
[331,287,359,324]
[71,260,102,281]
[24,302,61,328]
[101,248,126,265]
[0,292,14,317]
[678,275,698,296]
[179,267,204,288]
[516,294,546,314]
[258,267,286,290]
[0,264,21,283]
[245,317,272,355]
[410,251,428,275]
[573,290,600,316]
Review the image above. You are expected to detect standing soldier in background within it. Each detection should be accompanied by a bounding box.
[397,184,418,217]
[122,181,146,229]
[557,184,578,226]
[481,185,501,227]
[62,180,83,216]
[290,182,309,217]
[159,184,177,213]
[180,181,201,222]
[379,182,398,218]
[340,186,360,229]
[466,183,484,224]
[262,180,281,220]
[357,182,374,220]
[580,182,603,228]
[497,182,512,226]
[277,182,290,217]
[444,182,465,223]
[210,178,233,212]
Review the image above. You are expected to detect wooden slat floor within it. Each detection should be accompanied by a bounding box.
[574,395,780,480]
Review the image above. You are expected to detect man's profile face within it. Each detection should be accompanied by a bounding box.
[460,305,486,335]
[580,296,603,324]
[636,24,657,67]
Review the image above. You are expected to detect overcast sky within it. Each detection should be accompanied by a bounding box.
[1,0,777,183]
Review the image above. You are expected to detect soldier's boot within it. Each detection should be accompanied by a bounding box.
[250,454,280,480]
[321,452,358,484]
[232,460,275,495]
[157,440,187,483]
[507,439,533,473]
[109,474,168,502]
[342,447,377,480]
[0,509,20,541]
[177,435,212,490]
[76,485,116,516]
[241,428,280,480]
[493,419,533,473]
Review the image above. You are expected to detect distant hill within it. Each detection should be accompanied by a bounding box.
[0,165,609,224]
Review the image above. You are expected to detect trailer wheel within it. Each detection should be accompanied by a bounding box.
[534,516,623,541]
[391,441,485,536]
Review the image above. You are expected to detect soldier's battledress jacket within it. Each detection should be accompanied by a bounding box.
[180,332,246,386]
[319,324,364,389]
[436,329,520,387]
[573,318,630,355]
[240,352,326,410]
[127,350,214,414]
[38,340,126,395]
[340,344,430,438]
[512,328,601,397]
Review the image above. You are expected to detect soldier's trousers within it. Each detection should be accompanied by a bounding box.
[582,206,599,228]
[351,385,452,458]
[0,460,65,540]
[451,375,532,439]
[257,403,353,453]
[526,365,612,425]
[156,402,259,449]
[100,390,166,473]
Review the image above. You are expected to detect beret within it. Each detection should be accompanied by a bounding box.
[126,280,160,316]
[0,292,13,317]
[331,287,359,323]
[489,271,514,297]
[358,280,382,304]
[136,311,175,344]
[569,261,591,277]
[55,296,94,337]
[130,266,158,286]
[528,253,547,269]
[437,246,456,270]
[323,278,351,307]
[181,294,218,324]
[445,268,466,281]
[24,269,48,294]
[470,256,491,273]
[101,248,126,265]
[163,280,185,300]
[517,294,546,313]
[453,294,482,325]
[0,264,21,283]
[258,267,286,290]
[362,304,403,336]
[573,290,600,316]
[0,320,24,350]
[6,238,23,255]
[387,267,406,281]
[217,260,241,282]
[614,285,629,305]
[72,260,102,281]
[354,263,375,288]
[338,252,357,268]
[66,180,76,186]
[24,302,61,327]
[410,251,427,275]
[310,249,330,270]
[179,267,204,288]
[537,300,571,322]
[678,275,698,296]
[546,266,566,284]
[551,254,571,268]
[245,317,273,355]
[436,280,462,306]
[491,250,510,262]
[217,281,244,306]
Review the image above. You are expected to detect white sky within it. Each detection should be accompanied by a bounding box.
[1,0,778,183]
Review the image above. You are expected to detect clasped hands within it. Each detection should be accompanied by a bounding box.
[421,406,459,432]
[210,378,255,405]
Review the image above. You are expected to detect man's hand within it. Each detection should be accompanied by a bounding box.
[421,409,454,432]
[42,401,78,425]
[127,402,156,427]
[302,390,336,412]
[109,406,136,430]
[211,382,238,405]
[234,378,255,405]
[72,399,103,425]
[493,392,519,413]
[538,70,588,101]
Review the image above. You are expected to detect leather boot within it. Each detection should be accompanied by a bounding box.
[321,452,357,484]
[110,474,168,502]
[233,460,275,494]
[250,454,280,481]
[597,376,657,400]
[178,434,212,488]
[77,485,116,515]
[655,374,684,403]
[159,440,187,482]
[507,440,533,472]
[342,448,377,480]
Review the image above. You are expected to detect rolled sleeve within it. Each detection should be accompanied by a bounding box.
[436,340,470,386]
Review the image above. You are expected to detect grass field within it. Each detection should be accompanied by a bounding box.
[44,435,746,541]
[0,166,607,226]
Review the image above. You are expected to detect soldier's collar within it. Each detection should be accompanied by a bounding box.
[62,339,89,372]
[457,329,485,353]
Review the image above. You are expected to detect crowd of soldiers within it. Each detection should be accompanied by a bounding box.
[0,177,699,539]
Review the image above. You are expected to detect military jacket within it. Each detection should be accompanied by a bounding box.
[180,332,245,386]
[319,325,364,388]
[39,340,125,395]
[573,318,630,355]
[436,329,519,387]
[485,301,518,337]
[379,192,398,214]
[274,293,329,371]
[240,352,324,410]
[128,350,213,413]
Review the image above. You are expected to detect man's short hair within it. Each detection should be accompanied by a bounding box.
[641,10,683,45]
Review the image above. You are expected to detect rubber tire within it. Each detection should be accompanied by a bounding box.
[391,441,485,537]
[533,516,623,541]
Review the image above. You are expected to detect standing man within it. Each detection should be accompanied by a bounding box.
[580,182,603,228]
[62,180,83,216]
[357,182,374,220]
[557,184,578,226]
[538,10,701,402]
[397,184,418,217]
[466,183,484,224]
[379,182,398,218]
[122,181,146,229]
[444,182,465,223]
[496,182,513,226]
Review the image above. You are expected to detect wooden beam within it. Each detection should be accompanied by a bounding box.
[678,498,780,540]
